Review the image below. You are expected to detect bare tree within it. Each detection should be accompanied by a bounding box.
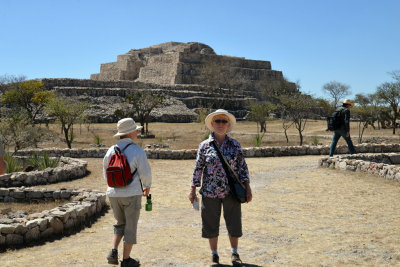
[279,93,315,145]
[376,81,400,134]
[322,81,351,108]
[248,102,276,133]
[46,98,88,148]
[353,94,374,143]
[116,91,165,136]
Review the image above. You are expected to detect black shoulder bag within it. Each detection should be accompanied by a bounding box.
[211,140,247,203]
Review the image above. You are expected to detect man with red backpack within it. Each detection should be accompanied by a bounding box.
[103,118,152,267]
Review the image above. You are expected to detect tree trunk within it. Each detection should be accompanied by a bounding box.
[392,118,396,134]
[260,122,266,133]
[64,128,72,149]
[284,129,289,143]
[298,130,303,146]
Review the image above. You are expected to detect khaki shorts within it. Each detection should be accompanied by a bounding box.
[109,195,142,244]
[201,194,242,238]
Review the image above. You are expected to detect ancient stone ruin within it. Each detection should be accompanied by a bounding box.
[39,42,297,123]
[90,42,294,97]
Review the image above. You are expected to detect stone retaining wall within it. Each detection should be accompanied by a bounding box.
[14,143,400,159]
[0,188,106,249]
[0,157,87,187]
[318,153,400,182]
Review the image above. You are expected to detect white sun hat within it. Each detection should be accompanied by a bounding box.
[113,118,143,138]
[205,109,236,133]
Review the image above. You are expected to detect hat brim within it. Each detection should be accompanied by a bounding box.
[205,111,236,133]
[342,102,354,107]
[113,126,143,138]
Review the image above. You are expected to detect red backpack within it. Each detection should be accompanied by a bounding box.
[106,144,137,187]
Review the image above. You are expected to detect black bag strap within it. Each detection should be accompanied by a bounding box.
[211,140,246,190]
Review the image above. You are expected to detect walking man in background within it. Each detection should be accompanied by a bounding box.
[103,118,152,267]
[329,99,357,156]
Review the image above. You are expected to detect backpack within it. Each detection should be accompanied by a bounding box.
[106,143,137,188]
[327,107,345,131]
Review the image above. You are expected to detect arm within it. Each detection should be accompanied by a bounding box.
[189,143,205,203]
[236,144,252,203]
[344,108,351,134]
[102,147,112,181]
[136,149,152,197]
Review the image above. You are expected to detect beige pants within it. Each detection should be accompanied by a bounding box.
[109,195,142,244]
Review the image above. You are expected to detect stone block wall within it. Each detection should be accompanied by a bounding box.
[318,153,400,183]
[14,143,400,160]
[0,157,87,187]
[0,188,106,249]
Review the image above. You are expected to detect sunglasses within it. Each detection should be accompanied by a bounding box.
[214,119,228,124]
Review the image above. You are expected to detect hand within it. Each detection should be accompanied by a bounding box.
[188,187,197,204]
[246,188,253,203]
[244,182,252,203]
[346,132,350,138]
[142,187,150,197]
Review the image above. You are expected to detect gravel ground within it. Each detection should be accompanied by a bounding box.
[1,156,400,266]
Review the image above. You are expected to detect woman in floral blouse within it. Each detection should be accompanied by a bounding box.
[189,109,252,266]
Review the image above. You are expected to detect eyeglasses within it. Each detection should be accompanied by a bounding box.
[214,119,228,124]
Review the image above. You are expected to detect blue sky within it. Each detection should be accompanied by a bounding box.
[1,0,399,98]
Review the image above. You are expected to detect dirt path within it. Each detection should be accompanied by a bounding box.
[1,156,400,266]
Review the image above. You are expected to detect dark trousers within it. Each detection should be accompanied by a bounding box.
[329,129,356,156]
[201,194,242,238]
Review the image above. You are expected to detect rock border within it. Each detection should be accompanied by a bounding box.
[0,157,87,188]
[14,143,400,159]
[318,153,400,182]
[0,188,106,249]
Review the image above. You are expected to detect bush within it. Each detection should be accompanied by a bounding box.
[27,152,60,170]
[93,134,103,146]
[311,136,319,146]
[253,134,263,147]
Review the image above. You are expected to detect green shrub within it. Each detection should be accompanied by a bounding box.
[311,136,319,146]
[27,152,60,170]
[93,134,103,146]
[253,134,263,147]
[3,153,23,173]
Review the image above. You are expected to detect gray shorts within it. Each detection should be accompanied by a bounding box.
[201,194,242,238]
[109,195,142,244]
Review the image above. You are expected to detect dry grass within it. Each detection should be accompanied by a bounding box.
[38,120,400,150]
[1,157,400,266]
[0,200,68,215]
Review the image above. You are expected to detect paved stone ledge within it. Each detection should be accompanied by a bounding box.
[0,157,87,187]
[0,188,106,249]
[14,143,400,159]
[318,153,400,182]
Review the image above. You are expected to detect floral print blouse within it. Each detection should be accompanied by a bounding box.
[191,133,250,198]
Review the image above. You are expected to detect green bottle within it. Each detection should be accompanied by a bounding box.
[145,194,152,211]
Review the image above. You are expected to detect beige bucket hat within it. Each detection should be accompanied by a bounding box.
[342,99,354,107]
[205,109,236,133]
[113,118,143,138]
